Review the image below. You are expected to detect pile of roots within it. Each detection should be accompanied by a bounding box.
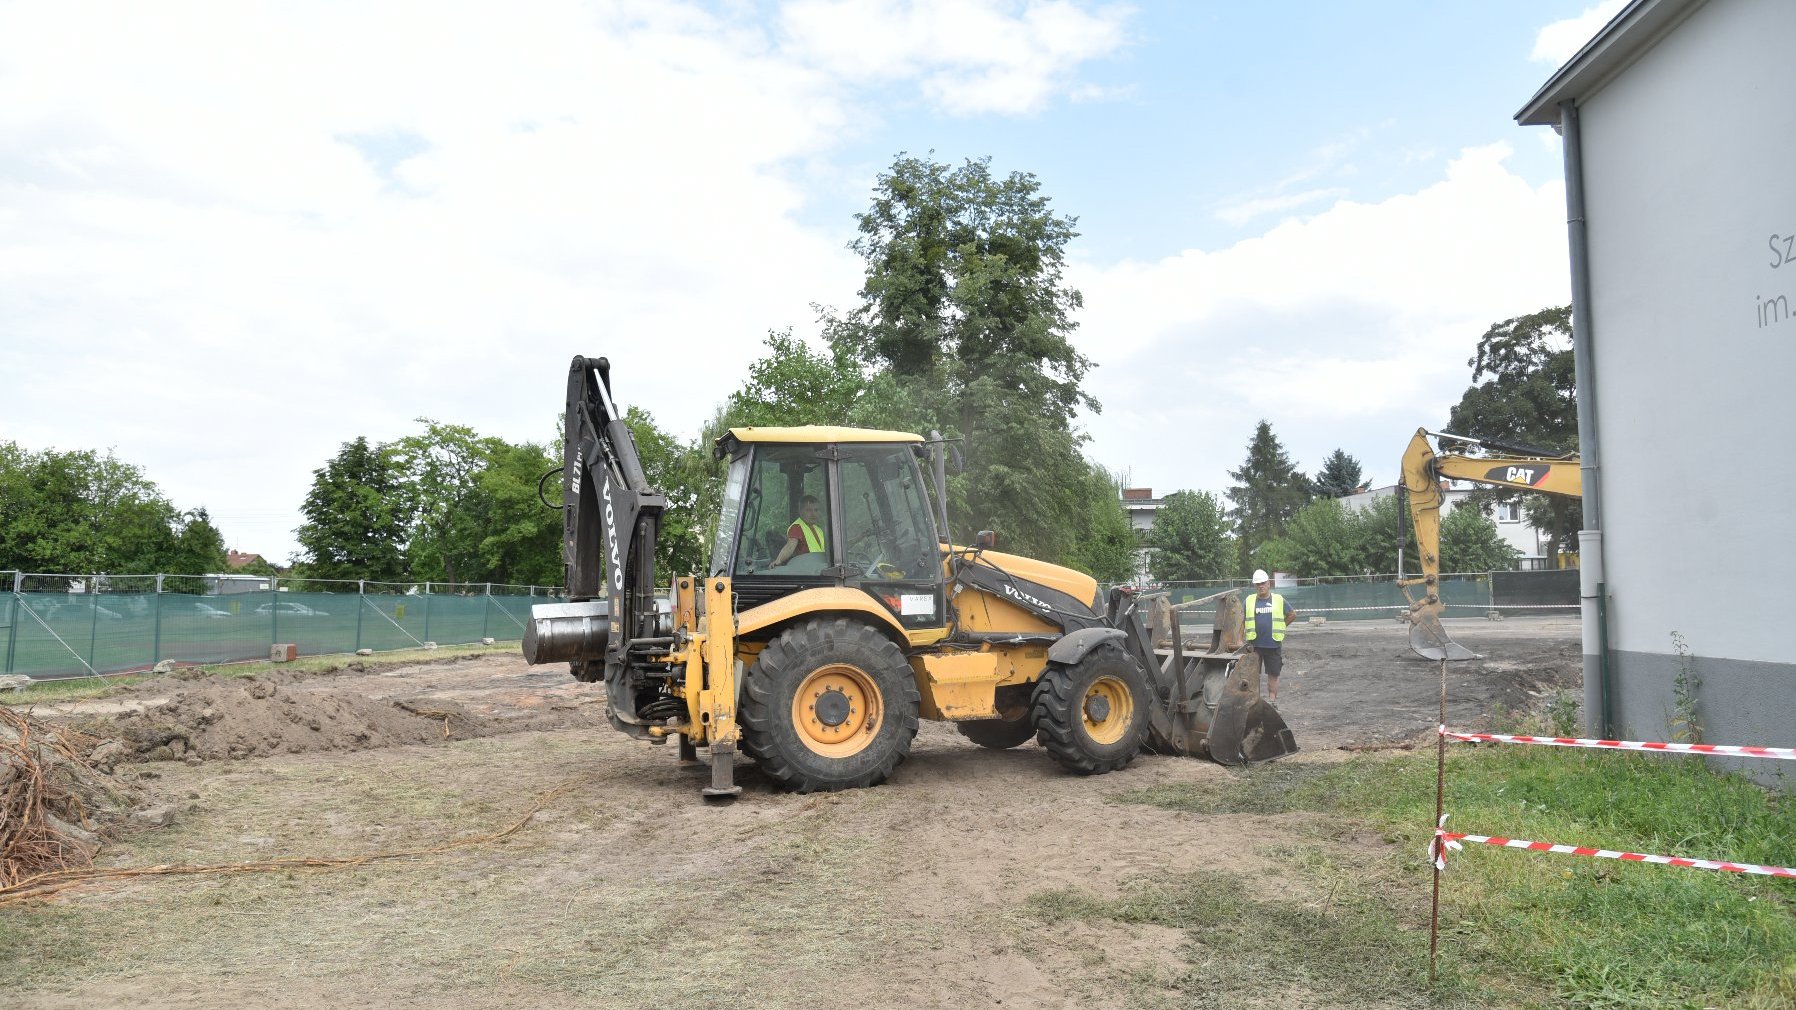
[0,707,137,889]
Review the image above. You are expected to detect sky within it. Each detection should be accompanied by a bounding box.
[0,0,1628,566]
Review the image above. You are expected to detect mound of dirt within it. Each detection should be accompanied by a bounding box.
[77,673,489,762]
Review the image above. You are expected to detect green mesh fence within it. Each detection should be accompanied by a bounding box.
[1129,574,1501,632]
[1,573,563,681]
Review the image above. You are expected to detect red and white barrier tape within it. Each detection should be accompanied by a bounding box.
[1431,826,1796,878]
[1440,727,1796,761]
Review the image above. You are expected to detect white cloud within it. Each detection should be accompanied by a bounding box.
[1069,143,1570,500]
[1531,0,1628,66]
[778,0,1131,115]
[0,0,1130,565]
[1213,188,1347,227]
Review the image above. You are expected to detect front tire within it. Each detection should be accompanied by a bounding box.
[740,618,921,792]
[1031,643,1150,775]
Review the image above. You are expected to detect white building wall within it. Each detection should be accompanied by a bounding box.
[1579,0,1796,668]
[1571,0,1795,750]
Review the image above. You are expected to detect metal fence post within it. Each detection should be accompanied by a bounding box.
[422,582,431,644]
[482,583,492,641]
[271,576,279,648]
[355,580,364,652]
[87,576,99,673]
[4,573,18,676]
[152,574,164,666]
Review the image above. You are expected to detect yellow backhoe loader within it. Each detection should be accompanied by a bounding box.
[522,356,1297,797]
[1398,428,1580,661]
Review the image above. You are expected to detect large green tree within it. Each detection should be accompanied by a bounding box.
[1064,466,1137,583]
[462,439,563,588]
[389,419,500,585]
[293,436,411,583]
[1312,449,1366,498]
[0,442,221,574]
[720,329,868,429]
[1439,504,1521,573]
[1226,421,1312,573]
[1446,306,1581,557]
[1147,491,1235,582]
[819,153,1109,566]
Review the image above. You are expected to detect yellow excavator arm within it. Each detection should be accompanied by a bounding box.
[1399,428,1581,660]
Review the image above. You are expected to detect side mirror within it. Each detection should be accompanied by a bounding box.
[975,530,998,551]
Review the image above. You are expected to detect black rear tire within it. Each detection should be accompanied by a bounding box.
[955,713,1035,750]
[739,618,920,792]
[1031,643,1150,775]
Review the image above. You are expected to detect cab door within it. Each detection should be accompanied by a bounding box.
[835,444,945,632]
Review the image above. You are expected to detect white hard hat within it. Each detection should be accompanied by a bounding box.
[1252,569,1270,584]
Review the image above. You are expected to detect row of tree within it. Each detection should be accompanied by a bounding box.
[4,152,1578,588]
[0,444,232,576]
[1146,486,1518,582]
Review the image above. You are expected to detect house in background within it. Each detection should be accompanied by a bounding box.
[226,550,265,570]
[1119,487,1163,584]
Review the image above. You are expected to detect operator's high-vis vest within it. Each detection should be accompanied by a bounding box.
[1244,592,1287,643]
[790,517,826,555]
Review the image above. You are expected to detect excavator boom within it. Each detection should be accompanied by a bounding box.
[1399,428,1580,660]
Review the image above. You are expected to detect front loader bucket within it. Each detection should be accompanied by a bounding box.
[1204,650,1298,766]
[1142,598,1297,765]
[1408,609,1480,662]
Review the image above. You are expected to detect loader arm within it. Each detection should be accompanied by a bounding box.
[1399,428,1581,660]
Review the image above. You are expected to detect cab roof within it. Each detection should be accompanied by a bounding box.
[713,425,925,460]
[725,425,922,444]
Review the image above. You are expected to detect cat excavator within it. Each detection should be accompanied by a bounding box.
[1399,428,1581,661]
[521,356,1297,797]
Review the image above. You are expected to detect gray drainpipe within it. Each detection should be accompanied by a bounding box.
[1560,99,1612,736]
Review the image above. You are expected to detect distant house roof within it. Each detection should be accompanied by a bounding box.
[226,551,264,569]
[1515,0,1706,125]
[1121,487,1154,501]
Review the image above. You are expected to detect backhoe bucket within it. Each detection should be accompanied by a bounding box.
[1408,608,1480,662]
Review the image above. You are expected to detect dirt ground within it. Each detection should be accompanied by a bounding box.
[1,617,1581,1010]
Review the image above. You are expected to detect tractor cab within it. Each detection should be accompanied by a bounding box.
[712,427,945,630]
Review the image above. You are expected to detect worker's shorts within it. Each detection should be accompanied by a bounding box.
[1254,646,1284,679]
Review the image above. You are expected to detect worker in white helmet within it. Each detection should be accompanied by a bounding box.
[1242,569,1296,703]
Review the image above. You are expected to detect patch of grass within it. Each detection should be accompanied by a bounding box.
[1122,751,1796,1008]
[4,642,520,705]
[0,904,93,988]
[1027,864,1472,1009]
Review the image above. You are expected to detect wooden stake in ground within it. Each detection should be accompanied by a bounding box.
[1429,656,1447,985]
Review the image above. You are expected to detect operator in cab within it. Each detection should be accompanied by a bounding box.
[773,495,826,567]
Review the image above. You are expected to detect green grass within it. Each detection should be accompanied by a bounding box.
[1119,749,1796,1009]
[3,641,521,705]
[1028,863,1473,1009]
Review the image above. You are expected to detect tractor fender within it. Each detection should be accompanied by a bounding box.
[1046,627,1127,666]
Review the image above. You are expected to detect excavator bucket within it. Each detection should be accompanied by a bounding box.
[1408,607,1481,662]
[1141,594,1298,765]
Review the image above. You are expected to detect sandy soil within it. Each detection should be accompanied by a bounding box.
[1,617,1582,1010]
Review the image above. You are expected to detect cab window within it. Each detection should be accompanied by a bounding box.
[838,445,937,582]
[734,445,831,576]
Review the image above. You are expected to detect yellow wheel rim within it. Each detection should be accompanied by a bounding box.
[792,663,884,758]
[1081,674,1134,746]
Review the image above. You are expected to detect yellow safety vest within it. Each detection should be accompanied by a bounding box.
[1243,592,1287,643]
[790,517,826,554]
